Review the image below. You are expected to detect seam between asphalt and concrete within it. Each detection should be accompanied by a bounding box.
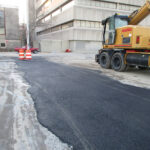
[0,58,73,150]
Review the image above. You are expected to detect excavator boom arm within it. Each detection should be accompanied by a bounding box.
[129,0,150,25]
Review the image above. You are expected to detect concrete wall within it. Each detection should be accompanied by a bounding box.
[70,40,102,53]
[40,39,101,53]
[74,5,130,22]
[40,40,69,52]
[36,0,70,21]
[75,0,145,7]
[29,0,36,45]
[33,0,150,53]
[36,6,74,33]
[38,28,74,40]
[6,40,21,49]
[5,8,20,40]
[39,26,102,53]
[3,8,21,50]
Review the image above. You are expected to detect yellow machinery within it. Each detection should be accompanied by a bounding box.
[96,0,150,71]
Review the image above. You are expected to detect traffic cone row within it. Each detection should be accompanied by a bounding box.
[19,49,32,60]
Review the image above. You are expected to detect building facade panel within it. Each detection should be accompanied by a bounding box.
[5,8,20,40]
[70,40,102,53]
[0,8,5,35]
[30,0,148,53]
[0,7,21,50]
[40,39,69,52]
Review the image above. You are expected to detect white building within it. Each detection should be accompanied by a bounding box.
[30,0,146,53]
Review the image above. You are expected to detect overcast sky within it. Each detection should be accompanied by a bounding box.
[0,0,27,23]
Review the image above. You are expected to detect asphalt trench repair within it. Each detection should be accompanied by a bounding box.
[15,57,150,150]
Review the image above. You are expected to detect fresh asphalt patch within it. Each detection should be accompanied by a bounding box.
[16,57,150,150]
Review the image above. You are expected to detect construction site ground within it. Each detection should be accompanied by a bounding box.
[0,52,150,150]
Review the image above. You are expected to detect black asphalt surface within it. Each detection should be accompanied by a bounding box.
[16,57,150,150]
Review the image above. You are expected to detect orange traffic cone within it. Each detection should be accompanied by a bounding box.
[19,48,25,60]
[25,49,32,60]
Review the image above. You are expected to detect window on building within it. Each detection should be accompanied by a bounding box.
[118,4,139,11]
[41,18,45,23]
[45,15,51,22]
[75,20,81,27]
[43,0,51,12]
[37,21,74,36]
[45,0,51,8]
[51,25,61,32]
[90,22,95,28]
[1,43,5,48]
[62,1,75,12]
[86,21,91,28]
[36,0,51,18]
[0,8,5,35]
[37,28,51,35]
[52,9,61,17]
[81,21,86,27]
[77,0,117,9]
[41,0,46,4]
[74,20,101,29]
[62,22,73,29]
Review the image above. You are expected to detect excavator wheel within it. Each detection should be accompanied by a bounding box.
[111,52,127,72]
[99,52,111,69]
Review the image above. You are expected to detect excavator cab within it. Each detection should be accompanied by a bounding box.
[102,14,129,45]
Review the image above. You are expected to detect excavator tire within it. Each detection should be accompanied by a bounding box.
[111,52,127,72]
[99,52,111,69]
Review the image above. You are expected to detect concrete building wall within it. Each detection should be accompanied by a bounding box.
[40,39,69,52]
[5,8,21,49]
[70,40,102,53]
[29,0,36,46]
[5,8,20,40]
[31,0,149,53]
[0,7,21,50]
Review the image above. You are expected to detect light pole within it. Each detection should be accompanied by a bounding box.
[26,0,30,50]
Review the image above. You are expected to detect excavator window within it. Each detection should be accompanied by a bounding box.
[103,16,116,45]
[115,18,128,28]
[102,15,129,45]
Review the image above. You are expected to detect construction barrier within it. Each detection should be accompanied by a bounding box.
[25,49,32,60]
[19,49,25,60]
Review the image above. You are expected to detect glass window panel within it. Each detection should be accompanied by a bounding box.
[0,28,5,34]
[62,22,73,29]
[95,22,100,28]
[81,21,86,27]
[91,22,95,28]
[52,9,61,17]
[75,21,81,27]
[45,15,51,22]
[95,1,100,7]
[62,1,75,12]
[86,21,91,28]
[0,9,5,35]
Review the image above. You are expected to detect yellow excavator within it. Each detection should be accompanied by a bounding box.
[95,0,150,71]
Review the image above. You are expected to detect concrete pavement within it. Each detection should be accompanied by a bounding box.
[16,57,150,150]
[0,57,71,150]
